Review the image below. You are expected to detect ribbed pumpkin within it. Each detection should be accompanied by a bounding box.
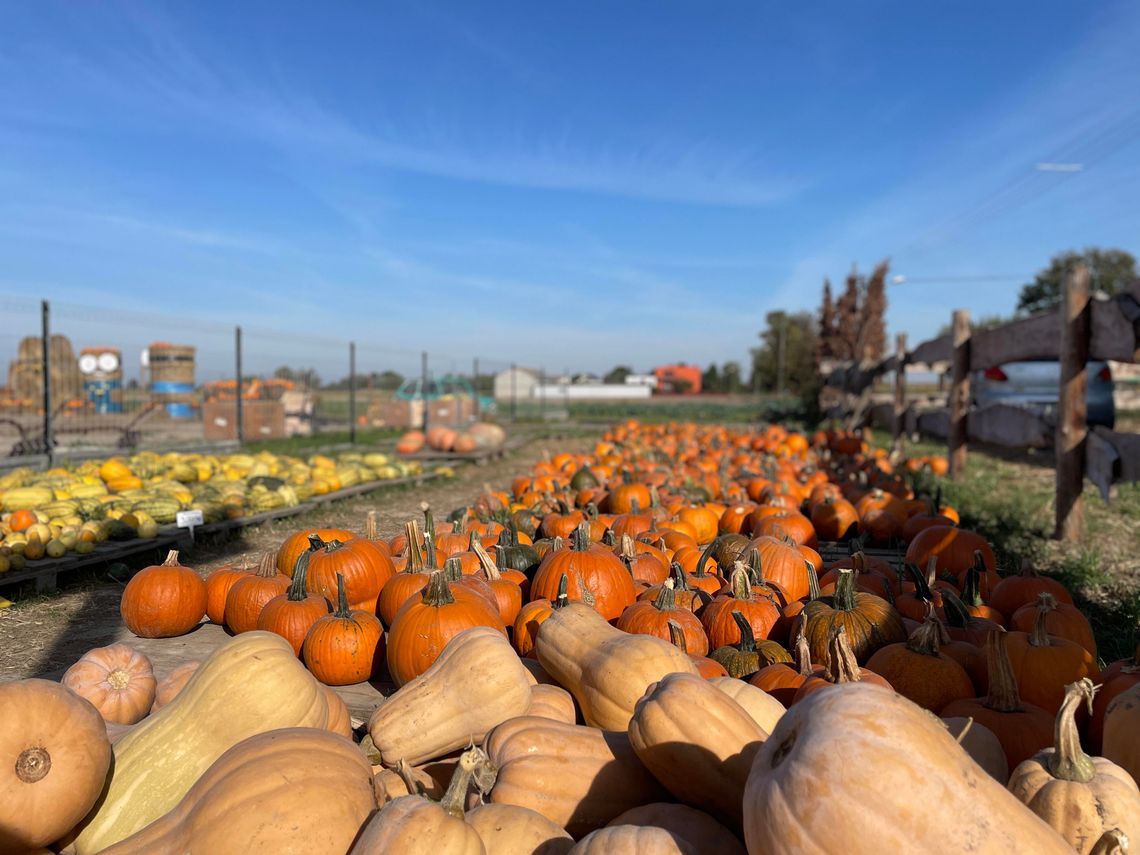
[796,567,905,665]
[223,552,290,634]
[710,610,792,679]
[750,631,814,708]
[791,624,893,703]
[378,521,431,627]
[513,577,567,658]
[809,495,858,540]
[203,560,252,625]
[120,550,207,639]
[0,679,113,851]
[942,630,1055,770]
[387,570,505,687]
[701,566,781,650]
[257,550,331,656]
[62,643,157,725]
[619,533,670,585]
[530,522,636,622]
[617,579,708,656]
[744,536,811,602]
[1008,679,1140,852]
[1004,594,1099,715]
[865,613,974,712]
[1010,591,1097,660]
[988,558,1074,621]
[151,661,200,714]
[276,527,354,575]
[1089,644,1140,753]
[904,525,997,595]
[305,534,395,615]
[302,574,384,686]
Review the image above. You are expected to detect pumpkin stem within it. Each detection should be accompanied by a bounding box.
[601,528,617,548]
[824,625,861,684]
[443,557,464,583]
[572,521,592,552]
[364,510,378,541]
[439,746,495,818]
[288,550,312,602]
[162,550,180,566]
[652,578,677,612]
[1088,829,1129,855]
[729,564,755,602]
[552,574,570,609]
[669,561,692,593]
[805,560,821,601]
[794,627,813,676]
[961,550,987,607]
[420,502,435,537]
[983,630,1024,713]
[905,611,943,657]
[307,533,327,553]
[404,521,425,573]
[471,538,500,579]
[255,551,277,578]
[1029,592,1057,648]
[667,618,689,654]
[1048,679,1098,783]
[904,561,934,605]
[421,570,455,608]
[731,610,757,654]
[619,533,636,562]
[394,759,426,797]
[332,573,351,618]
[695,538,718,578]
[831,568,857,612]
[423,528,439,571]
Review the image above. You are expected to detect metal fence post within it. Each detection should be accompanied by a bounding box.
[41,299,53,466]
[472,357,480,419]
[949,309,970,479]
[234,325,244,445]
[348,341,357,443]
[1055,265,1091,542]
[893,333,907,442]
[540,365,546,419]
[421,351,429,433]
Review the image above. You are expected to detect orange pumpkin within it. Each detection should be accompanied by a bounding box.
[120,550,207,639]
[223,552,291,634]
[305,535,395,615]
[302,573,385,685]
[530,522,636,622]
[256,551,331,656]
[62,643,157,725]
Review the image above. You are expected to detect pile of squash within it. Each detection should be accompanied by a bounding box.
[5,420,1138,853]
[397,421,507,455]
[0,450,425,574]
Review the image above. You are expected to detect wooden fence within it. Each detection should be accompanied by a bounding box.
[822,267,1140,542]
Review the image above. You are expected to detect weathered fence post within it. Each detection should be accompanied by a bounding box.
[893,333,907,442]
[949,310,970,479]
[234,326,244,445]
[1055,265,1091,541]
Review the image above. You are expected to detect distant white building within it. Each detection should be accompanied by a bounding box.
[493,366,539,402]
[624,374,658,389]
[532,384,652,401]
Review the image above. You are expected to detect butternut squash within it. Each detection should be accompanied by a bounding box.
[526,683,578,724]
[73,631,329,854]
[707,676,784,734]
[99,728,376,854]
[628,672,766,830]
[368,627,532,766]
[485,715,668,838]
[466,804,574,855]
[534,601,697,730]
[743,683,1072,854]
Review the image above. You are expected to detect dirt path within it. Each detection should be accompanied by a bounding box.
[0,435,593,682]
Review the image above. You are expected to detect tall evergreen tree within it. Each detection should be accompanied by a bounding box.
[817,278,838,363]
[859,261,889,362]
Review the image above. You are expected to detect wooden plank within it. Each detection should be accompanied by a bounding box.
[970,310,1059,369]
[1091,284,1140,363]
[967,404,1052,448]
[908,334,952,366]
[949,310,971,479]
[0,532,190,590]
[1088,426,1140,494]
[1056,266,1091,541]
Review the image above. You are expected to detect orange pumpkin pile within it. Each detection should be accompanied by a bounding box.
[6,420,1135,852]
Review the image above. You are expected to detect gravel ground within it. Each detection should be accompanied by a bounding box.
[0,435,593,680]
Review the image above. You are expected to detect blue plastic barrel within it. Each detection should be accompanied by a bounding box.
[151,381,195,418]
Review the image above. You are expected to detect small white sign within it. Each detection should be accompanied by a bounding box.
[176,510,204,528]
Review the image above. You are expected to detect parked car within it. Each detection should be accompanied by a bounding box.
[971,360,1115,428]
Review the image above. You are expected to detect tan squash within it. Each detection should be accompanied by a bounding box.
[568,825,697,854]
[1009,680,1140,852]
[62,643,157,725]
[1103,682,1140,786]
[742,683,1071,854]
[466,804,574,855]
[368,626,532,766]
[150,660,200,714]
[535,600,698,730]
[485,715,668,838]
[941,717,1009,783]
[0,679,112,851]
[707,676,784,734]
[351,746,489,854]
[628,671,766,830]
[98,728,376,854]
[322,685,353,738]
[609,803,745,855]
[373,762,445,803]
[608,804,746,855]
[73,631,329,854]
[526,683,578,724]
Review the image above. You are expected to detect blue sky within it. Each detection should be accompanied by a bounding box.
[2,1,1139,379]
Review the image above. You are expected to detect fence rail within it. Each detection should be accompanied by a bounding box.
[822,269,1140,542]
